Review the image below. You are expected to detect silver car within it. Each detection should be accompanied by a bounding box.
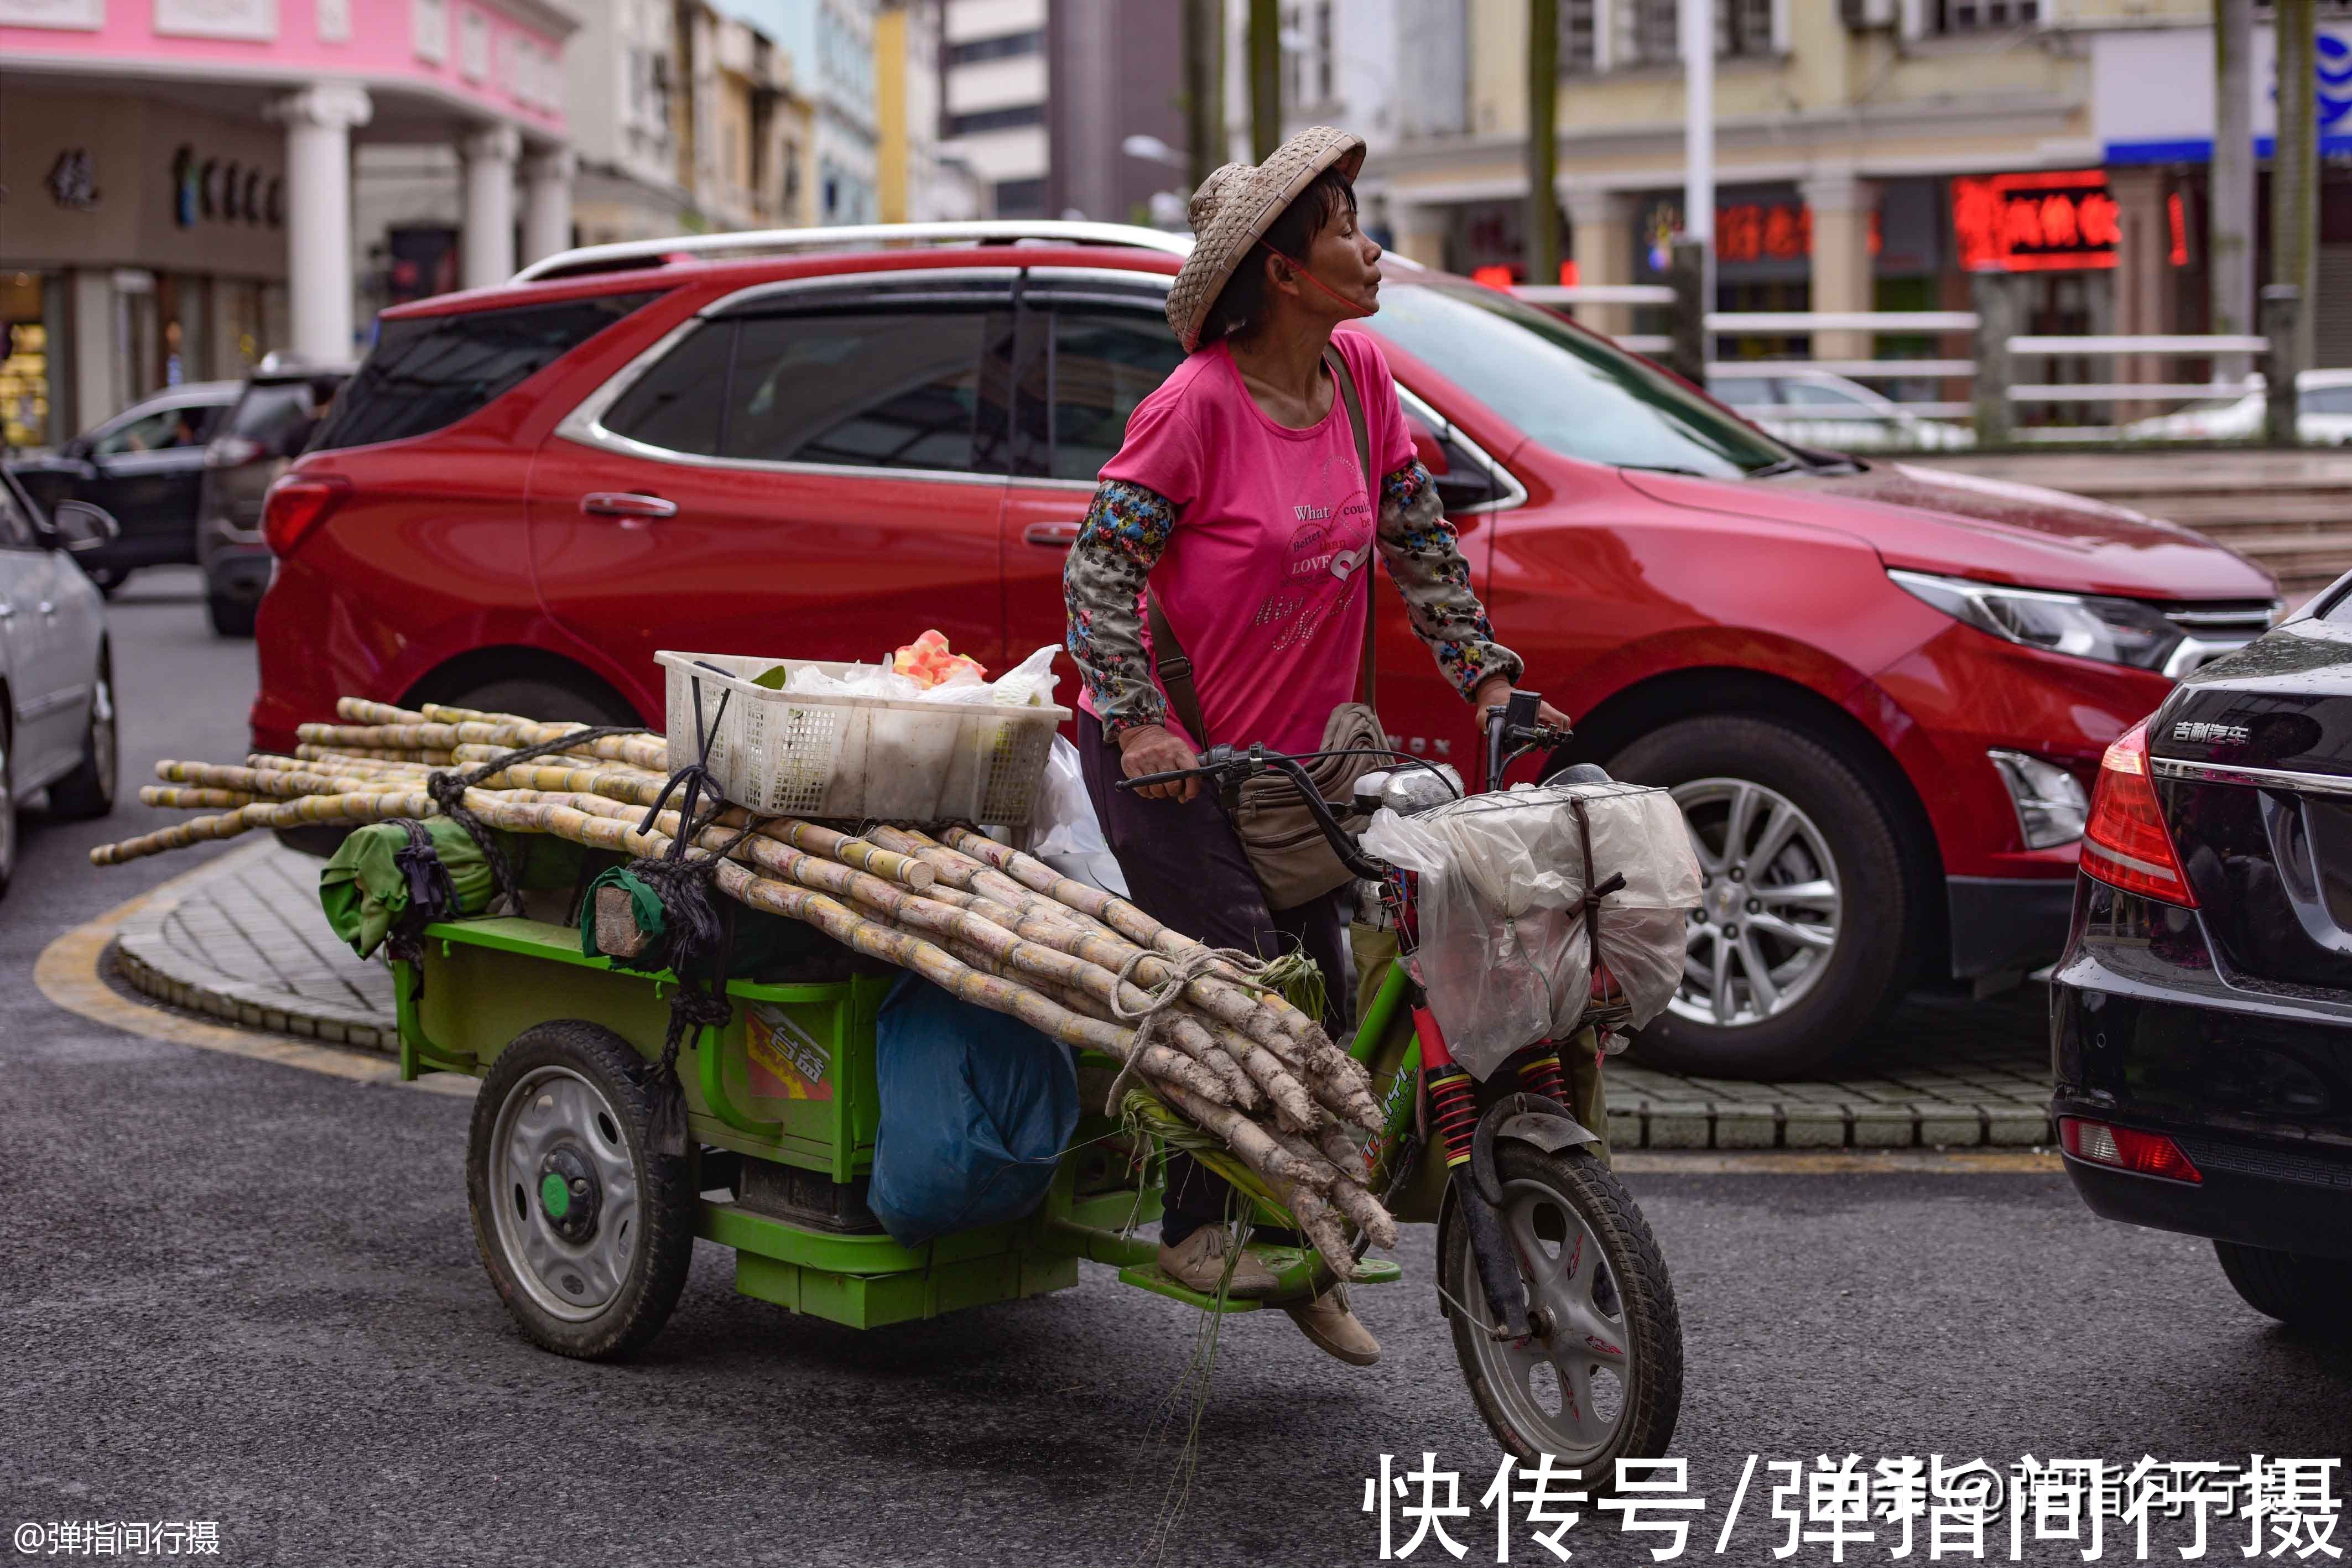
[0,470,119,898]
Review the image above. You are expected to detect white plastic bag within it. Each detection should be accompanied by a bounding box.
[908,644,1063,707]
[784,662,924,700]
[1360,782,1701,1079]
[1027,735,1129,896]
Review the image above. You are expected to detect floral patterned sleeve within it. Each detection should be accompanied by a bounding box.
[1062,478,1179,738]
[1376,460,1524,700]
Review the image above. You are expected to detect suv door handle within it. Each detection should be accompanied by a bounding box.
[581,492,678,520]
[1022,521,1081,548]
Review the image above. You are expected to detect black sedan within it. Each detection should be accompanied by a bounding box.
[7,381,238,594]
[2051,575,2352,1335]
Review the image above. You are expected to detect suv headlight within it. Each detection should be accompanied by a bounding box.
[1890,569,2185,672]
[1987,749,2088,848]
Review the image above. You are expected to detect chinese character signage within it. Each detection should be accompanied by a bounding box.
[1953,170,2122,273]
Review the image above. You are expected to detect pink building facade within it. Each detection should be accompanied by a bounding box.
[0,0,576,448]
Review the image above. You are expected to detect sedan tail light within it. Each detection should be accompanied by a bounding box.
[261,473,351,558]
[2059,1117,2202,1184]
[2079,719,2198,907]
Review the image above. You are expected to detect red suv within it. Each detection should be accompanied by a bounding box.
[254,222,2277,1077]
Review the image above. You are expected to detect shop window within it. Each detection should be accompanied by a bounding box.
[0,274,51,452]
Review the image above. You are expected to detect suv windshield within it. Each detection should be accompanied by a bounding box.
[1364,282,1797,478]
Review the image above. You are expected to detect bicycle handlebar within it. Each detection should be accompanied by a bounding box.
[1111,691,1574,881]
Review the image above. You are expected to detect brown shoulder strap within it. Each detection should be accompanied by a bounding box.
[1323,341,1377,711]
[1147,593,1212,749]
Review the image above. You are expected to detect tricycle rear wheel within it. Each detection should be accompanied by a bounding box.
[1443,1144,1683,1482]
[467,1021,697,1360]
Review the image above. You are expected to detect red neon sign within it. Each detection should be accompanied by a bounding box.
[1953,170,2120,273]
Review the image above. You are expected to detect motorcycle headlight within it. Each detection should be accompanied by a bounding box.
[1888,569,2184,672]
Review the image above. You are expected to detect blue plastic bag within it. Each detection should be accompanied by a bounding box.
[868,975,1079,1249]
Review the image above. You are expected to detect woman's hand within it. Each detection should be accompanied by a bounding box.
[1472,674,1569,733]
[1117,723,1201,803]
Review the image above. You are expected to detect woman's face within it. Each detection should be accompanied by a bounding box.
[1286,199,1384,320]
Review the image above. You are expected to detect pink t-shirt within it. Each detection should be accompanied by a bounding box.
[1089,328,1416,755]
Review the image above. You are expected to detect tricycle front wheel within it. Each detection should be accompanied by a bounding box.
[467,1021,696,1360]
[1443,1144,1683,1481]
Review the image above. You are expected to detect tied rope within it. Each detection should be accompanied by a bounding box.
[618,668,769,1157]
[1099,945,1299,1117]
[420,723,657,915]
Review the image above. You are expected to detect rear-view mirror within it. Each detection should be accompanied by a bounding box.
[51,499,121,553]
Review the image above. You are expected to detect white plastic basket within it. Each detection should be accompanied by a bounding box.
[655,650,1073,825]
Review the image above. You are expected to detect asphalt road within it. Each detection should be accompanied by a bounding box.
[4,571,2348,1568]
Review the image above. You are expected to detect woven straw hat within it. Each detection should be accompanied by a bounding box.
[1165,124,1367,353]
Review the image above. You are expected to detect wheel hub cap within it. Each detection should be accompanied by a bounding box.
[487,1067,641,1321]
[1666,778,1843,1030]
[537,1146,601,1242]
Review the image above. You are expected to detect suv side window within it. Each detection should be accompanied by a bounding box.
[314,290,662,452]
[93,404,206,456]
[1040,308,1186,482]
[605,305,1007,475]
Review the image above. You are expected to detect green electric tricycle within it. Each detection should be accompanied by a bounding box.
[399,696,1683,1470]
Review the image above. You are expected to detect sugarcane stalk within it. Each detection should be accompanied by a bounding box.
[89,788,433,866]
[293,744,454,766]
[139,786,262,811]
[155,761,397,800]
[334,698,430,725]
[549,790,1267,1112]
[930,823,1348,1062]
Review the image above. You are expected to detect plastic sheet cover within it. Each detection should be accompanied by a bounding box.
[1359,782,1701,1080]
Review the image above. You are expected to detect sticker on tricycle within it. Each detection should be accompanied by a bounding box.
[746,1005,831,1102]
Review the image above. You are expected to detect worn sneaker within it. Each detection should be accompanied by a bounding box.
[1158,1227,1278,1299]
[1283,1287,1382,1366]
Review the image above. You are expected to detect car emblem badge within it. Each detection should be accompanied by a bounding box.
[2170,720,2251,746]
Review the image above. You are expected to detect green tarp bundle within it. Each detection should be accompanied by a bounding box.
[319,818,491,958]
[320,821,586,957]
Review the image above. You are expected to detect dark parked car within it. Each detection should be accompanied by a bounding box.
[197,361,352,636]
[9,381,239,594]
[2052,571,2352,1333]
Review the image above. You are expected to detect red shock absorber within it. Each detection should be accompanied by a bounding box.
[1427,1065,1481,1170]
[1415,1004,1481,1169]
[1517,1045,1567,1105]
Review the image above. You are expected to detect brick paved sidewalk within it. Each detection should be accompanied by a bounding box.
[113,838,398,1051]
[107,840,2055,1149]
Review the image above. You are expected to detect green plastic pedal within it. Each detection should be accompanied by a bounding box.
[1115,1263,1265,1312]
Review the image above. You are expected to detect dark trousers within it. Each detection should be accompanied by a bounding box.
[1076,712,1351,1244]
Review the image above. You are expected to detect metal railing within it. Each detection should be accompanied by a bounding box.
[1512,284,2273,443]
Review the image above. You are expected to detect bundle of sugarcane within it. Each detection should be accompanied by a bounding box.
[97,697,1397,1277]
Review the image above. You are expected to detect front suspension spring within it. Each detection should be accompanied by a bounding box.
[1428,1064,1480,1169]
[1517,1047,1567,1105]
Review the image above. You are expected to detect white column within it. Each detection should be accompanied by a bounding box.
[1679,0,1714,248]
[461,124,523,289]
[1801,166,1875,364]
[268,84,373,364]
[1565,186,1636,338]
[521,147,576,267]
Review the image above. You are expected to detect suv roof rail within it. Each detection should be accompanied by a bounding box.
[512,220,1194,284]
